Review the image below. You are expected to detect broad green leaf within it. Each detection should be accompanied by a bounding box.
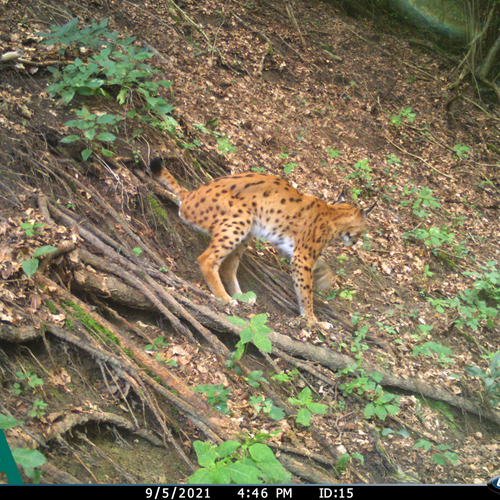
[81,148,93,161]
[33,245,58,258]
[96,132,116,142]
[226,316,247,327]
[22,259,39,277]
[60,135,81,143]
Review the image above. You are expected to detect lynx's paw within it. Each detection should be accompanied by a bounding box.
[288,316,333,330]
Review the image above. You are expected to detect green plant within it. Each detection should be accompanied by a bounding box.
[283,162,298,174]
[326,148,342,158]
[244,370,268,389]
[249,395,285,421]
[194,384,231,415]
[144,335,177,366]
[29,399,48,420]
[144,335,169,352]
[414,439,459,466]
[453,143,470,159]
[231,291,257,304]
[187,435,291,484]
[0,414,46,483]
[226,313,272,361]
[463,261,500,305]
[362,372,400,421]
[405,225,455,254]
[464,351,500,407]
[21,245,59,278]
[216,135,236,155]
[288,387,328,427]
[412,187,441,218]
[390,106,416,126]
[14,370,44,393]
[344,159,373,200]
[423,265,434,278]
[337,452,365,471]
[386,153,401,166]
[271,370,299,384]
[339,289,356,300]
[40,18,177,158]
[427,263,499,332]
[412,341,453,365]
[37,17,115,55]
[20,222,45,237]
[62,108,121,160]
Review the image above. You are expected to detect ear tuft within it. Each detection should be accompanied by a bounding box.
[362,200,377,217]
[334,187,347,205]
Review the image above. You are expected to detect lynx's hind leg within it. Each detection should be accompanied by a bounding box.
[197,218,252,305]
[219,240,254,302]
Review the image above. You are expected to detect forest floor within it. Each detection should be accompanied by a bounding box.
[0,0,499,485]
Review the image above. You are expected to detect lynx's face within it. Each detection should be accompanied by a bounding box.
[339,224,365,247]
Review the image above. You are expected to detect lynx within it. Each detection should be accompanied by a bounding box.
[151,158,376,324]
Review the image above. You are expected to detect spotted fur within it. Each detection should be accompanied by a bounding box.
[151,158,375,323]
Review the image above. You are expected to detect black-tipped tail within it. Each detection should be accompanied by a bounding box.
[149,158,163,177]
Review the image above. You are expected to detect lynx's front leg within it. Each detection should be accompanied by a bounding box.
[291,247,333,330]
[291,251,317,323]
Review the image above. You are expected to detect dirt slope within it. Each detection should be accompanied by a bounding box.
[0,0,499,485]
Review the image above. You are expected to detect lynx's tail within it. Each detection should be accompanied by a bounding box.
[150,158,189,201]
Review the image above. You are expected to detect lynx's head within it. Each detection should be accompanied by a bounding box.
[333,188,377,247]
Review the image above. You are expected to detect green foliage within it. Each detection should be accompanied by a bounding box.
[411,187,441,218]
[37,17,115,54]
[390,106,416,126]
[386,153,401,166]
[327,147,342,158]
[244,370,268,389]
[1,413,47,483]
[249,395,286,421]
[13,370,44,395]
[337,452,364,471]
[62,108,121,160]
[288,387,328,427]
[232,291,257,303]
[29,399,48,420]
[187,436,291,484]
[412,341,453,365]
[226,313,272,360]
[452,143,470,159]
[271,370,299,384]
[344,159,373,200]
[216,135,236,155]
[39,17,177,160]
[463,260,500,305]
[414,439,459,466]
[144,335,177,366]
[465,351,500,407]
[339,368,400,422]
[427,263,499,332]
[194,384,231,415]
[363,388,400,421]
[20,222,45,237]
[405,225,455,254]
[12,448,47,483]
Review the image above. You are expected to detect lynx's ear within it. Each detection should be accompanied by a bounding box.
[334,187,347,205]
[362,200,377,218]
